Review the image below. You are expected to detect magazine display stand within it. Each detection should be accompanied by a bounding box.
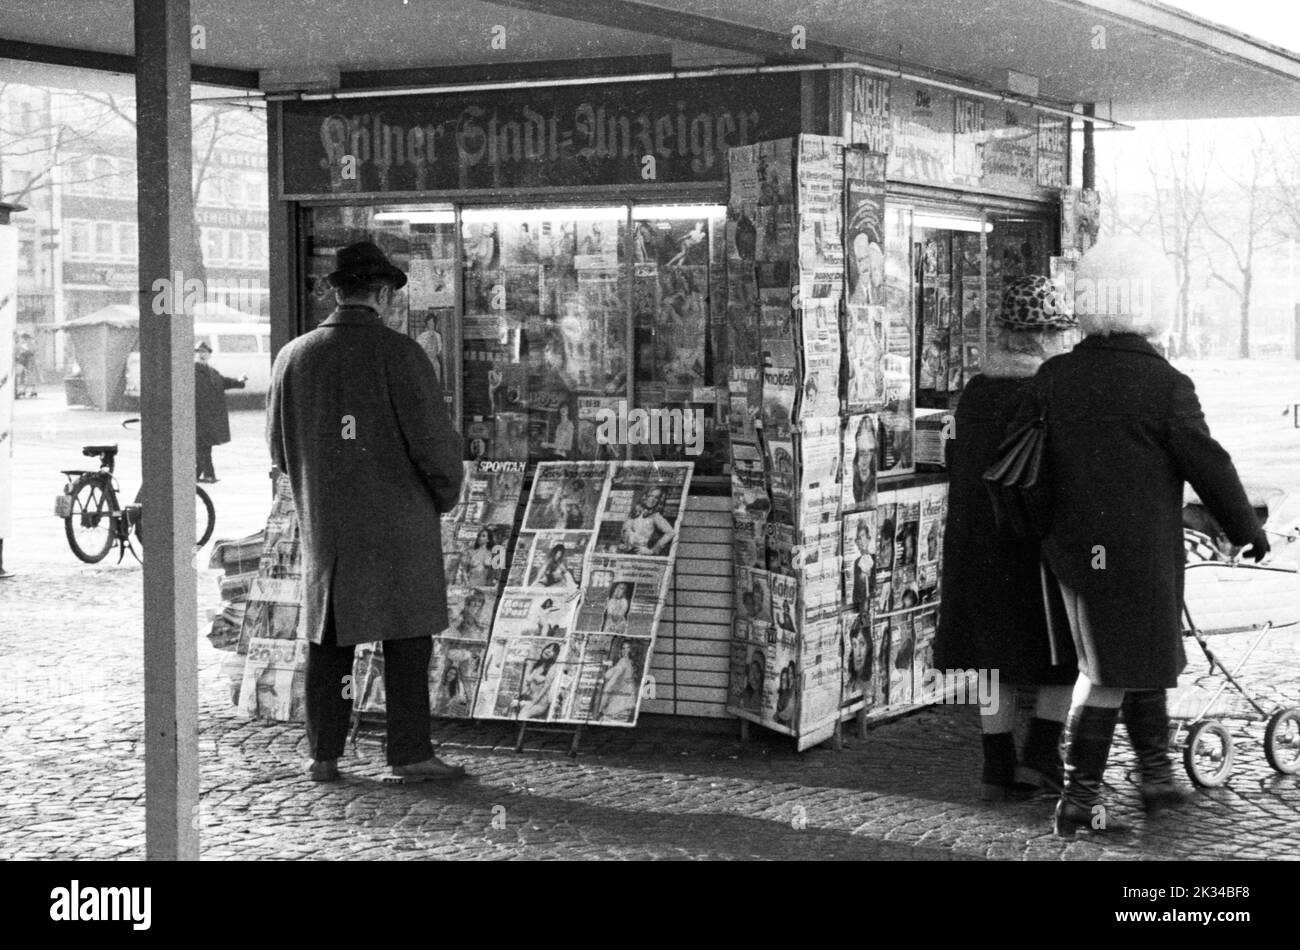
[724,136,949,750]
[473,460,693,753]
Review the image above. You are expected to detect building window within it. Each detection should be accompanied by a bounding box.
[68,221,91,259]
[227,230,246,264]
[119,223,137,261]
[202,227,223,265]
[95,222,115,259]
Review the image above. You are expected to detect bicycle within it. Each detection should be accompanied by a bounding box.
[55,417,216,564]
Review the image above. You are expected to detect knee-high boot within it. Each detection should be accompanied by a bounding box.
[1122,689,1190,813]
[1054,705,1125,837]
[1017,717,1064,793]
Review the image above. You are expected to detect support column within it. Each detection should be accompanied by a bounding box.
[134,0,198,861]
[1082,102,1096,191]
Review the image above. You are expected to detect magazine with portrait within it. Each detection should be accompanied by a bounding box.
[840,611,870,705]
[873,502,898,614]
[591,461,692,559]
[449,522,509,589]
[429,638,487,719]
[522,461,610,532]
[888,612,916,707]
[238,637,307,722]
[729,641,770,719]
[442,585,499,641]
[841,412,879,511]
[764,640,800,732]
[842,510,876,613]
[505,530,590,595]
[764,522,796,577]
[735,566,773,625]
[490,590,579,640]
[562,633,653,725]
[574,555,668,638]
[474,636,569,721]
[870,615,891,708]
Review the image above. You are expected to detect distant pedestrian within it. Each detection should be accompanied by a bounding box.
[267,240,466,783]
[15,332,39,398]
[194,340,245,482]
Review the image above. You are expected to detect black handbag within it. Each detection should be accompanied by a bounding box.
[982,398,1052,541]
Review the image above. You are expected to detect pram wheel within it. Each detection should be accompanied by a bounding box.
[1264,707,1300,775]
[1183,720,1235,787]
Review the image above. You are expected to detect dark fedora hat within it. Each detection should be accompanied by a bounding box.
[327,240,407,290]
[194,340,213,353]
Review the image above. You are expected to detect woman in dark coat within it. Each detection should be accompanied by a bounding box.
[194,340,245,482]
[1011,238,1268,836]
[936,275,1078,800]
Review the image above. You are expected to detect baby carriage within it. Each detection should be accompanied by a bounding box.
[1173,486,1300,787]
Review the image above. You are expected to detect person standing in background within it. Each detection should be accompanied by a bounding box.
[415,312,444,386]
[194,340,245,483]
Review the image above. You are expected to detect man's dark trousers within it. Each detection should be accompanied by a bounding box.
[305,601,434,766]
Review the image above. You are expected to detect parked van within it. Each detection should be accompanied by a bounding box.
[124,322,272,403]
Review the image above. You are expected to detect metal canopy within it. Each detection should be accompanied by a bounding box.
[0,0,1297,119]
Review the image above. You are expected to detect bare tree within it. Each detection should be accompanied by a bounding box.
[1145,130,1213,357]
[1202,133,1286,359]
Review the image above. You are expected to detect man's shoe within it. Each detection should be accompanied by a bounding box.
[386,754,467,783]
[306,758,340,782]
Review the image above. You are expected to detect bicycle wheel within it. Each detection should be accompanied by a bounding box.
[196,485,215,549]
[133,487,215,555]
[64,476,117,564]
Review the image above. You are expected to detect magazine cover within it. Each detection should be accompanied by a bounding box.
[490,590,579,640]
[844,148,887,308]
[912,609,937,701]
[888,612,916,707]
[795,415,841,524]
[870,615,891,708]
[505,530,591,595]
[797,300,841,421]
[449,522,509,589]
[763,434,796,524]
[801,556,842,625]
[730,440,770,517]
[443,585,499,640]
[765,520,796,576]
[473,636,569,720]
[429,638,487,719]
[734,511,768,571]
[561,633,653,725]
[844,303,885,412]
[592,461,692,558]
[842,412,879,511]
[574,556,668,637]
[841,611,871,705]
[351,643,387,714]
[842,510,876,612]
[521,461,609,531]
[458,459,527,525]
[894,498,921,609]
[736,566,773,625]
[918,489,944,603]
[769,572,800,643]
[238,637,307,722]
[757,137,795,205]
[237,577,303,653]
[729,642,769,716]
[873,502,898,614]
[765,640,800,731]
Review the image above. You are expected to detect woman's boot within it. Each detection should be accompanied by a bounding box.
[1054,705,1126,837]
[1122,689,1190,813]
[1017,717,1064,794]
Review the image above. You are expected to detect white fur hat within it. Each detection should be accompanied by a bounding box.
[1073,236,1176,338]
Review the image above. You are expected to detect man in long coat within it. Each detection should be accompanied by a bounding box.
[267,241,465,782]
[194,341,245,482]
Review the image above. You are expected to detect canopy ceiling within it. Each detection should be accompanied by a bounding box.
[0,0,1296,120]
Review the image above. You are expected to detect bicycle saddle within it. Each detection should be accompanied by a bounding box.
[82,444,119,458]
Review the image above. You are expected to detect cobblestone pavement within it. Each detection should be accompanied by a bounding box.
[3,396,1300,860]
